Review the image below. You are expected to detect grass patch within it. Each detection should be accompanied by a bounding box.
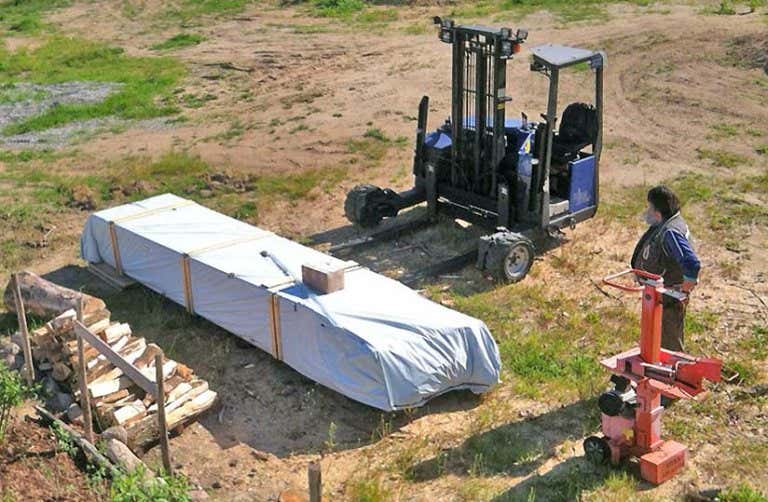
[696,148,750,168]
[312,0,366,18]
[0,83,48,104]
[181,92,217,108]
[0,0,69,34]
[756,144,768,155]
[150,33,206,51]
[444,285,637,399]
[163,0,260,22]
[717,484,768,501]
[346,476,391,501]
[0,37,185,135]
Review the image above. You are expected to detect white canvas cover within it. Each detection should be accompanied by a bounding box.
[80,194,501,411]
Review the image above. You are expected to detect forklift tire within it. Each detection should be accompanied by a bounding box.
[344,184,385,228]
[583,436,610,465]
[478,232,535,283]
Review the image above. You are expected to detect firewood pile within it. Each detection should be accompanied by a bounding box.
[3,272,217,451]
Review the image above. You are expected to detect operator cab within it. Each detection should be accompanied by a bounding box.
[525,43,605,228]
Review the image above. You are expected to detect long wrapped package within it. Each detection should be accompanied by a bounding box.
[80,193,501,411]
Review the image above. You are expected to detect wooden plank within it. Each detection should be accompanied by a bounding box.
[76,301,94,444]
[108,223,124,276]
[74,321,157,397]
[180,255,194,315]
[156,353,172,474]
[88,262,136,290]
[309,461,322,502]
[11,274,35,386]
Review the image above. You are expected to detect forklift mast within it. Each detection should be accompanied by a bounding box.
[435,18,528,198]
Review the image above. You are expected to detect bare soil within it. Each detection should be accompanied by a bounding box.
[1,1,767,501]
[0,408,106,501]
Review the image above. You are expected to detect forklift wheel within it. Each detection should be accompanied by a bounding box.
[344,184,384,228]
[479,233,535,283]
[583,436,610,465]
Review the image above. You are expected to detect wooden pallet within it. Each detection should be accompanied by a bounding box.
[87,262,136,290]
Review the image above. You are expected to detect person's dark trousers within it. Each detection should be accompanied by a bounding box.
[661,300,686,352]
[660,299,686,408]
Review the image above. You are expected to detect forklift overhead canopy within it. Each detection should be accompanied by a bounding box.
[529,44,601,69]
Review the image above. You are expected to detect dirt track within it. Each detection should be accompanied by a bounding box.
[3,1,768,500]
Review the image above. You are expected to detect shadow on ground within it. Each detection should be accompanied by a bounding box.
[28,264,481,458]
[309,206,568,293]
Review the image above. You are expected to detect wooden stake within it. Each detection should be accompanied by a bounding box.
[11,273,35,386]
[308,461,322,502]
[155,352,172,475]
[76,299,94,444]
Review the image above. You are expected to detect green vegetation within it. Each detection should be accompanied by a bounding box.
[110,466,191,502]
[443,285,636,399]
[313,0,366,18]
[0,83,48,104]
[163,0,261,22]
[0,37,185,135]
[181,92,217,108]
[346,476,391,502]
[0,0,69,34]
[444,0,654,23]
[696,148,750,168]
[0,362,27,442]
[347,128,407,165]
[717,484,768,501]
[151,33,206,51]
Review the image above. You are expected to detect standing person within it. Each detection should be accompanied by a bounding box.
[631,185,701,352]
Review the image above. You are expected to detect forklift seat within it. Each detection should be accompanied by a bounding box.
[552,102,597,163]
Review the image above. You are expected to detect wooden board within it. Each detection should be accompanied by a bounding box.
[87,262,137,290]
[75,321,157,397]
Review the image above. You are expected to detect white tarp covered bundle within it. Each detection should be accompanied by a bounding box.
[80,194,501,411]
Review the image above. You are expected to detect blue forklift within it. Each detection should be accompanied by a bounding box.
[342,18,606,283]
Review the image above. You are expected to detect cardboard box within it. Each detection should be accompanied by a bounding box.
[302,262,345,294]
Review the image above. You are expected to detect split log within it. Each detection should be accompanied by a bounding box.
[103,323,131,343]
[108,399,147,427]
[149,381,207,414]
[94,388,131,404]
[4,272,106,319]
[127,389,217,449]
[89,337,144,382]
[90,376,135,398]
[133,344,163,370]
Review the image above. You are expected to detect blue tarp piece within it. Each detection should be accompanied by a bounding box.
[80,194,501,411]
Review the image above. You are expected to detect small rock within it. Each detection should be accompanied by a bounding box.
[38,361,54,371]
[199,189,214,198]
[228,459,238,468]
[66,403,83,424]
[1,353,17,370]
[12,354,24,371]
[211,481,222,489]
[101,425,128,444]
[0,340,20,356]
[42,376,61,397]
[251,449,269,462]
[105,439,149,473]
[10,333,25,348]
[52,362,72,382]
[47,392,74,413]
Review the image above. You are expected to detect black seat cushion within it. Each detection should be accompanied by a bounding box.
[552,102,597,162]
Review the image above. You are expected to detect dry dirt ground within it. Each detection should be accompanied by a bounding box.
[1,1,767,501]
